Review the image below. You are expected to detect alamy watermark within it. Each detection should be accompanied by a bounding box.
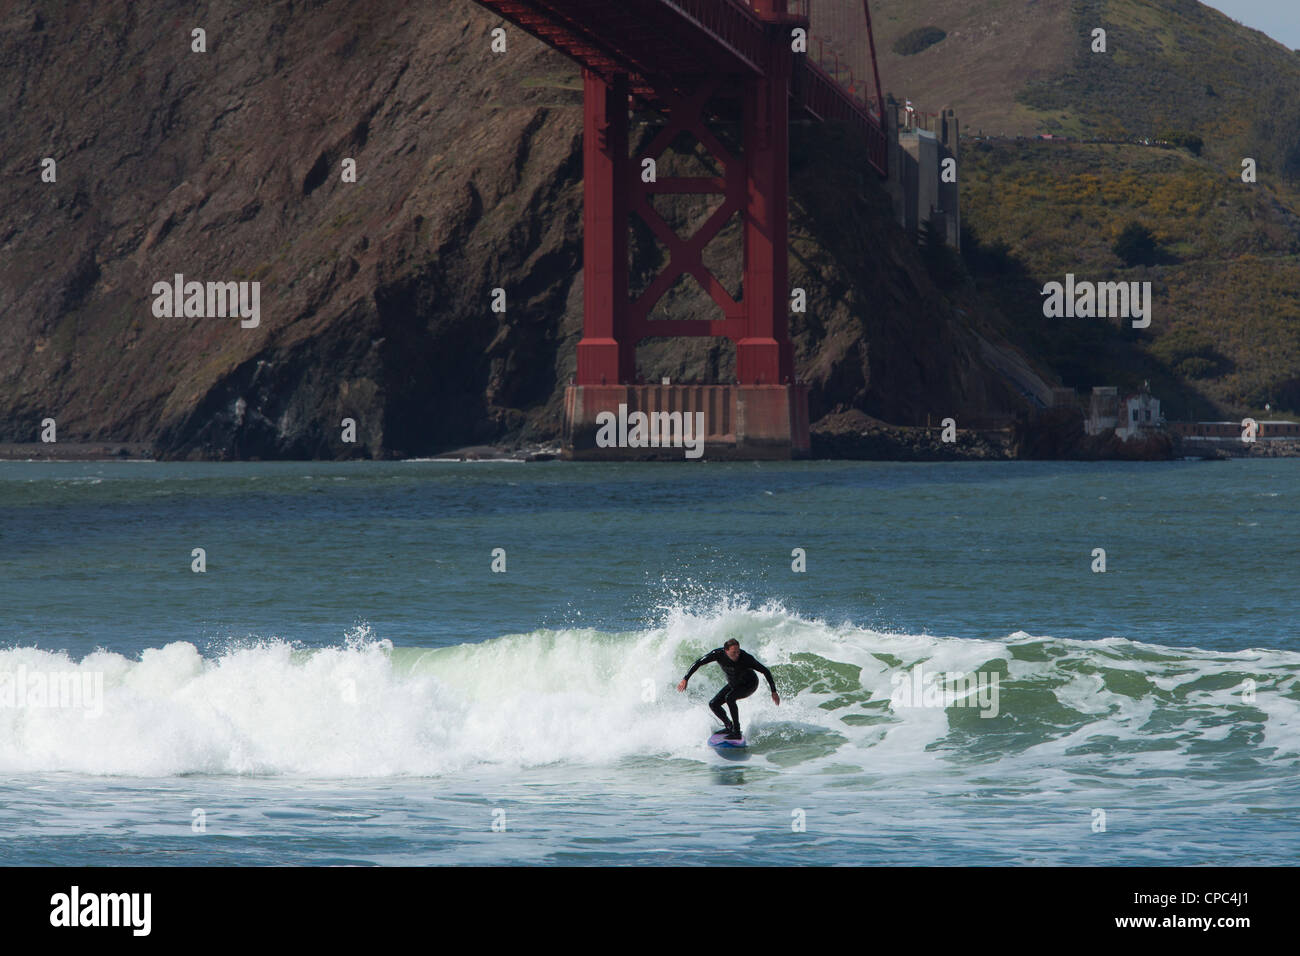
[0,666,103,718]
[595,403,705,459]
[151,273,260,328]
[50,886,150,936]
[889,663,1000,718]
[1042,274,1151,328]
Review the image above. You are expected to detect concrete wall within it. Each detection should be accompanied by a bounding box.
[563,384,810,459]
[1086,386,1120,436]
[938,107,960,249]
[885,95,960,249]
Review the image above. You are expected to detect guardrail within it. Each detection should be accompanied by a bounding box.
[794,57,887,174]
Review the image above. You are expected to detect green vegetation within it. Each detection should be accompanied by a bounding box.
[867,0,1300,418]
[519,72,583,91]
[1149,327,1227,380]
[961,140,1300,417]
[1017,0,1300,186]
[892,26,946,56]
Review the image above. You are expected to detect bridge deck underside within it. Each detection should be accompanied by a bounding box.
[486,0,767,98]
[480,0,887,175]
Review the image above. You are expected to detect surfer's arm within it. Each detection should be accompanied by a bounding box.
[681,649,719,685]
[747,654,777,693]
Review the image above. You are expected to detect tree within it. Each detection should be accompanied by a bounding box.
[919,218,964,288]
[960,222,1015,276]
[893,27,946,56]
[1113,221,1158,267]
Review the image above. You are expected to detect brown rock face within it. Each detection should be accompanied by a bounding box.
[0,0,1026,459]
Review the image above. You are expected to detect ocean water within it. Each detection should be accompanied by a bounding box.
[0,459,1297,865]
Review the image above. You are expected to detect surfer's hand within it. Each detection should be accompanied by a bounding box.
[772,692,780,705]
[676,679,687,692]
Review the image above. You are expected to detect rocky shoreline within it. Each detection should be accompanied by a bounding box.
[810,410,1014,461]
[0,442,155,461]
[9,423,1294,463]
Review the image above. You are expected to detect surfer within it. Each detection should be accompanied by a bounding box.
[676,638,779,739]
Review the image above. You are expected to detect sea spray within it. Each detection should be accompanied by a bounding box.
[0,616,1295,778]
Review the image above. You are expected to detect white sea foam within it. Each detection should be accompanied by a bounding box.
[1,605,1296,778]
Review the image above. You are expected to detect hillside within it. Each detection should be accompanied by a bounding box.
[874,0,1300,418]
[963,140,1300,415]
[872,0,1300,154]
[4,0,1296,460]
[0,0,1028,459]
[868,0,1073,136]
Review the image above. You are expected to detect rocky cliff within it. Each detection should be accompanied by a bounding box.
[0,0,1031,459]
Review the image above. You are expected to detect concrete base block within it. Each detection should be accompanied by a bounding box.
[562,384,810,460]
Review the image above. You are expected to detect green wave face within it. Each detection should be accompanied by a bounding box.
[389,605,1300,781]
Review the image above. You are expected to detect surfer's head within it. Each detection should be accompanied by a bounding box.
[723,638,740,661]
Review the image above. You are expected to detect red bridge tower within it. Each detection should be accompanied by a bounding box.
[473,0,888,457]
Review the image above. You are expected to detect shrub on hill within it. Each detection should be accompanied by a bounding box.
[1159,129,1204,156]
[1150,328,1227,379]
[960,223,1016,277]
[893,27,946,57]
[1113,221,1159,266]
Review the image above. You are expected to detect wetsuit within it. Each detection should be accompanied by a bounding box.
[682,648,776,732]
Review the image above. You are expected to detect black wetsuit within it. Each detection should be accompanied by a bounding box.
[682,648,776,732]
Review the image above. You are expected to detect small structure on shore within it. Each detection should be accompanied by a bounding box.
[1084,387,1120,437]
[1086,383,1164,440]
[1117,386,1164,440]
[884,97,961,249]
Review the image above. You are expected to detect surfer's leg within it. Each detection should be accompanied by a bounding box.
[708,686,733,728]
[728,676,759,734]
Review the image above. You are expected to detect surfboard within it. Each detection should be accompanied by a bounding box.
[708,731,747,749]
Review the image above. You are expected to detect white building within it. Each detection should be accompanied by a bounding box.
[1087,384,1164,440]
[1116,388,1163,440]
